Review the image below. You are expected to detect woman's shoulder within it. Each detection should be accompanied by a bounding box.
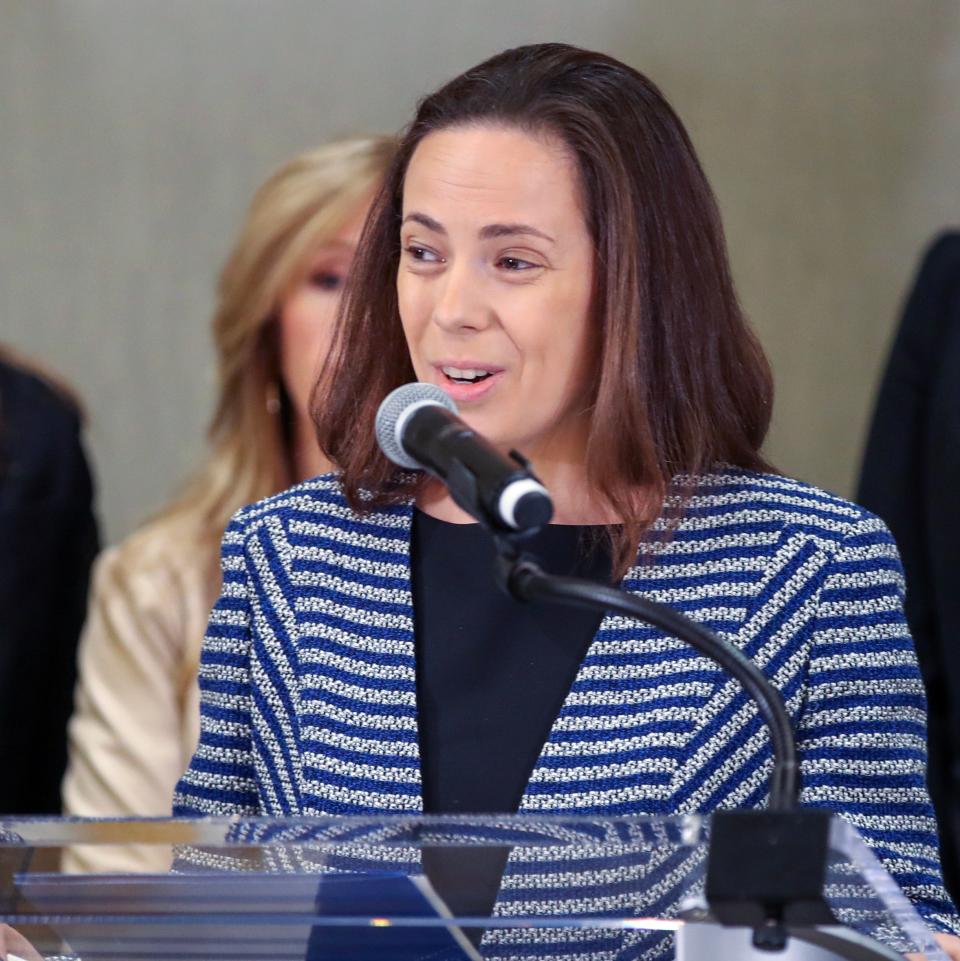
[81,511,217,675]
[682,466,895,558]
[0,354,89,502]
[93,511,213,608]
[226,472,411,541]
[0,352,82,432]
[228,472,344,526]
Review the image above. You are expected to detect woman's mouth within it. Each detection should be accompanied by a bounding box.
[435,363,504,402]
[441,365,493,384]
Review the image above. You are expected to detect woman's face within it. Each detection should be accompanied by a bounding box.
[397,125,596,467]
[277,199,370,422]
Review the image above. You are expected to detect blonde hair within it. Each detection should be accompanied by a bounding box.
[150,136,395,566]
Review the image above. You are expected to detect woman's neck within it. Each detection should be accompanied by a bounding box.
[291,412,333,483]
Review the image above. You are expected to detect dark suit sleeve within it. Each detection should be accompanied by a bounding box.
[925,259,960,751]
[857,232,960,900]
[0,362,100,814]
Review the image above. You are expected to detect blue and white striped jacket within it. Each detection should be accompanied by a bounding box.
[173,467,958,936]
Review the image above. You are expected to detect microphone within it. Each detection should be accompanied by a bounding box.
[375,382,553,532]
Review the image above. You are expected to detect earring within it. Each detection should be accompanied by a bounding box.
[265,380,281,415]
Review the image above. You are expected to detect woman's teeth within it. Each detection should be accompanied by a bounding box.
[441,365,492,383]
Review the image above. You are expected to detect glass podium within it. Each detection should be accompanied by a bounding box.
[0,814,948,960]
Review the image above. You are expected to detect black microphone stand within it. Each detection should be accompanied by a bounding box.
[490,530,838,952]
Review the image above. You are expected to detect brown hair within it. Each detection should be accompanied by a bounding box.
[315,44,773,576]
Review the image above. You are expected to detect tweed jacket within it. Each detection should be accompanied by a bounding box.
[173,467,958,938]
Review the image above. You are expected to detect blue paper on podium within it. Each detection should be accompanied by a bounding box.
[16,870,482,961]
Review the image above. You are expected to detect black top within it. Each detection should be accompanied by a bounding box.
[411,509,611,921]
[0,359,99,814]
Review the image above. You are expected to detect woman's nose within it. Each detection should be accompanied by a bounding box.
[431,261,492,333]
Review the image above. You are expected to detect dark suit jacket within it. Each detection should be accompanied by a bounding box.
[0,358,99,813]
[858,231,960,897]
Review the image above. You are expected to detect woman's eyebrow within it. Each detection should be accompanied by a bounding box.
[401,212,554,245]
[402,212,445,233]
[478,223,555,243]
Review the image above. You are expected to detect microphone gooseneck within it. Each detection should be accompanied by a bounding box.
[491,539,809,941]
[494,548,800,811]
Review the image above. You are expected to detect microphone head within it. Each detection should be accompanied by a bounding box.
[375,382,458,470]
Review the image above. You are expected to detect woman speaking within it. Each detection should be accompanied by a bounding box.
[174,44,960,957]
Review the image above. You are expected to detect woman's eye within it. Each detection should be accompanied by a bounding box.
[405,245,442,264]
[310,271,345,291]
[496,256,538,271]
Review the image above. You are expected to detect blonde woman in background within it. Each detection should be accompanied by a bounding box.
[62,136,395,870]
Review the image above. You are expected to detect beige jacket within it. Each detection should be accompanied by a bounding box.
[62,515,217,872]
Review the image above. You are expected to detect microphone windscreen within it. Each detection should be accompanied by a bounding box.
[375,382,458,469]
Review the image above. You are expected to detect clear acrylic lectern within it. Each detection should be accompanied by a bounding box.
[0,815,948,960]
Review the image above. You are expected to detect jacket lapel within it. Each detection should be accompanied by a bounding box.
[517,557,710,816]
[518,523,825,817]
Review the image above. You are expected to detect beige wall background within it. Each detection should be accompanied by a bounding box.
[3,0,959,544]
